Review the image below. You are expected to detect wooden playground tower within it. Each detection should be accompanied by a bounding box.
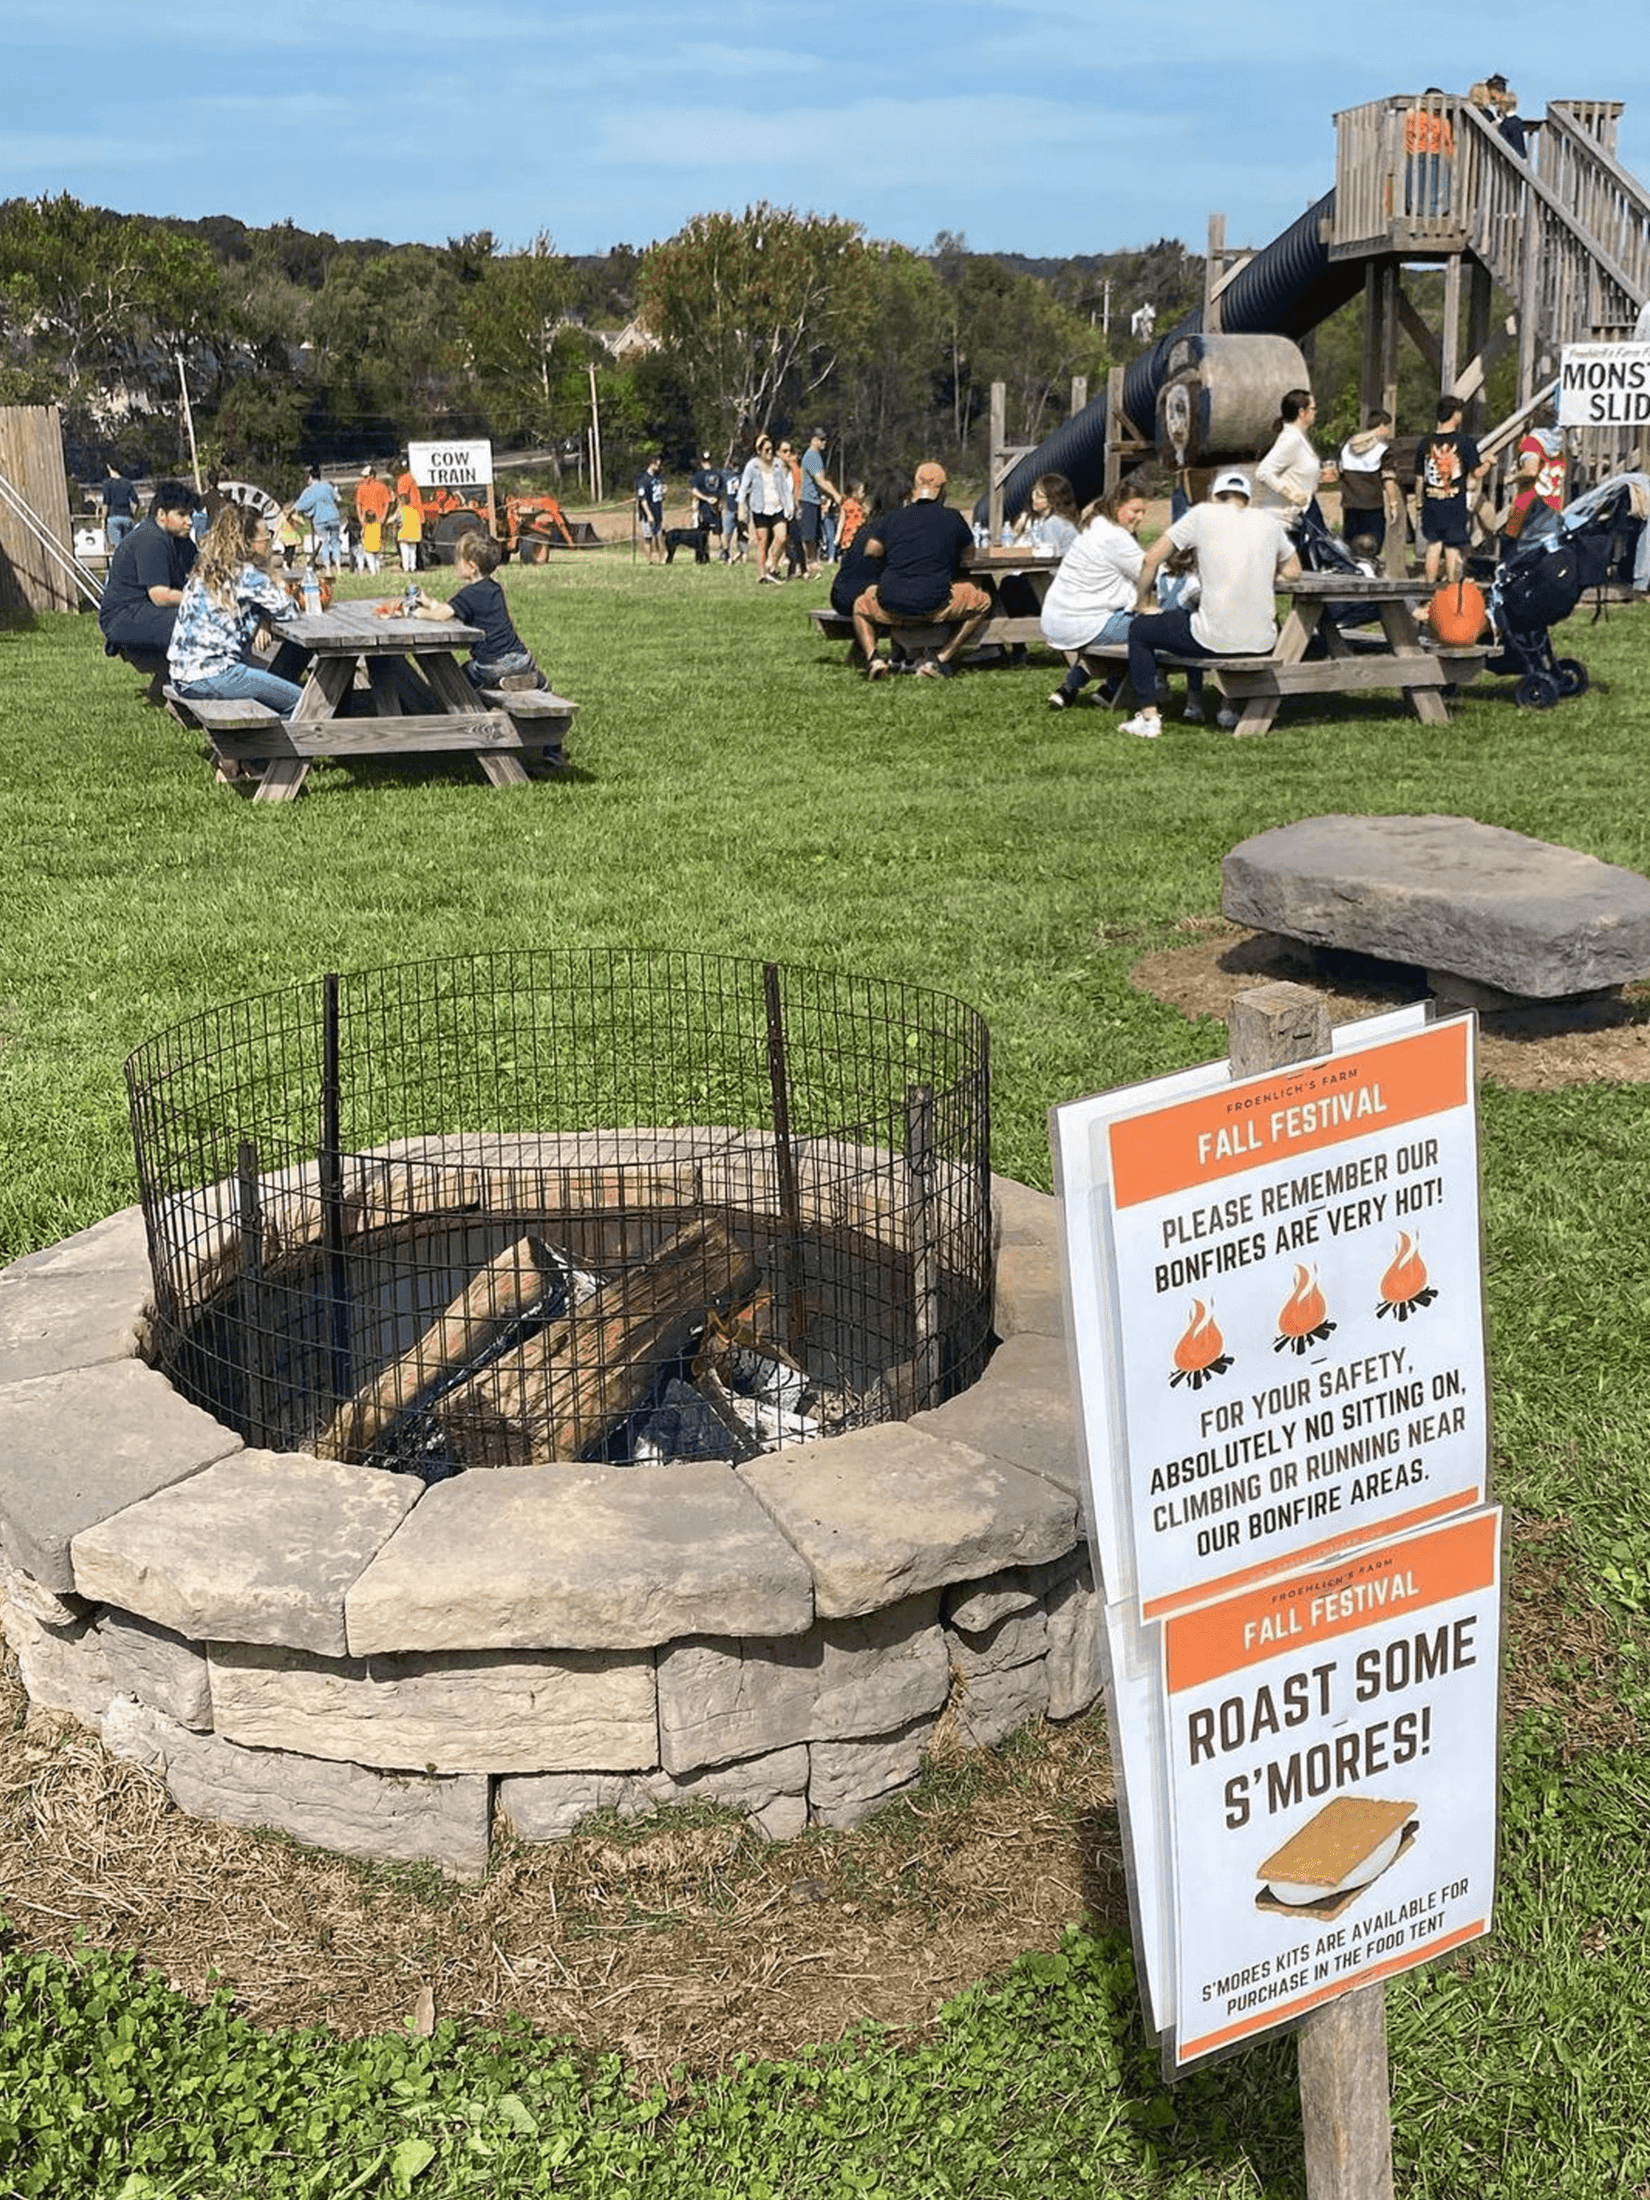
[1206,92,1650,476]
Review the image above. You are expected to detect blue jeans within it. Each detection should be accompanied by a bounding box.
[107,514,134,546]
[176,662,303,716]
[1126,606,1215,711]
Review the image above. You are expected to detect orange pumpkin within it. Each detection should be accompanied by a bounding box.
[1428,579,1487,644]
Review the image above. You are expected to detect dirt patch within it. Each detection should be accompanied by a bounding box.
[0,1660,1120,2080]
[1130,921,1650,1091]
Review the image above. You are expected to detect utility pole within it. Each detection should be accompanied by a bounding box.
[176,350,203,493]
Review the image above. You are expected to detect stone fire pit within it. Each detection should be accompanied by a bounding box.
[0,1172,1095,1880]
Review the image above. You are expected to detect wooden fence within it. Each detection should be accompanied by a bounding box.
[0,405,80,614]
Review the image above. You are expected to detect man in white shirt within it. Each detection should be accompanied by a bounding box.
[1117,470,1299,737]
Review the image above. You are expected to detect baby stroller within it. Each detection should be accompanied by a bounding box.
[1483,473,1645,707]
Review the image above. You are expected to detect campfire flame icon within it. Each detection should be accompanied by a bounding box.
[1170,1298,1234,1389]
[1376,1233,1438,1321]
[1274,1265,1337,1355]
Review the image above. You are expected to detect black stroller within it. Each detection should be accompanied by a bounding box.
[1482,472,1645,708]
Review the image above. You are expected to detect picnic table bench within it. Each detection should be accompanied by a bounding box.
[164,602,576,800]
[808,548,1058,659]
[1080,573,1486,735]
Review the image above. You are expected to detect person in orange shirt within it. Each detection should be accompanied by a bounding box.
[836,482,867,553]
[353,463,392,573]
[394,457,425,572]
[1403,91,1455,216]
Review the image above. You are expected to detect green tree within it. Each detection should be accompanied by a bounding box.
[460,233,574,447]
[0,194,216,398]
[638,204,878,449]
[931,237,1111,459]
[830,245,950,477]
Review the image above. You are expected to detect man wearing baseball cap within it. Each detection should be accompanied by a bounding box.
[851,461,993,679]
[798,428,841,573]
[689,451,724,542]
[1117,468,1299,737]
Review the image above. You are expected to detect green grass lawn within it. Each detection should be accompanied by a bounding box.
[4,554,1650,2194]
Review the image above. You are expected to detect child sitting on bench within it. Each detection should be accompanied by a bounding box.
[409,531,543,688]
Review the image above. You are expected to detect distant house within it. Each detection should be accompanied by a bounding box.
[593,316,660,363]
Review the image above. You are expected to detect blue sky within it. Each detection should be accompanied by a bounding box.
[6,0,1649,265]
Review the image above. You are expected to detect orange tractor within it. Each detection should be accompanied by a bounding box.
[418,486,583,563]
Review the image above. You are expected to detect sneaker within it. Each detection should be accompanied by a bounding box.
[916,658,955,679]
[1119,712,1162,738]
[1216,706,1240,730]
[1047,688,1071,709]
[1182,702,1205,724]
[866,658,889,682]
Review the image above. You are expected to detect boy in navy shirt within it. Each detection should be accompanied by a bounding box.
[409,531,542,688]
[635,455,666,564]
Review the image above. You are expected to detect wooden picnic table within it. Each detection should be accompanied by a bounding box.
[166,600,575,801]
[1080,571,1483,736]
[1221,571,1481,735]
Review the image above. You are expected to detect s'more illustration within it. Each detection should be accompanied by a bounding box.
[1255,1796,1419,1919]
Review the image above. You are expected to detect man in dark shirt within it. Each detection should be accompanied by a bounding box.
[850,462,992,679]
[97,480,198,660]
[635,455,666,564]
[101,467,140,546]
[689,453,723,536]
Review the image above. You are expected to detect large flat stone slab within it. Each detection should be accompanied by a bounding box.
[656,1592,949,1772]
[1223,814,1650,1000]
[911,1331,1081,1496]
[345,1461,814,1655]
[207,1640,657,1773]
[71,1452,419,1656]
[739,1422,1076,1620]
[102,1697,491,1879]
[0,1361,242,1593]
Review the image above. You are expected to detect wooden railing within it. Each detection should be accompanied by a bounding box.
[1332,95,1649,347]
[1536,101,1650,326]
[1329,93,1650,473]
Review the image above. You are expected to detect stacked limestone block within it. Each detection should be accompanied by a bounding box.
[0,1173,1100,1880]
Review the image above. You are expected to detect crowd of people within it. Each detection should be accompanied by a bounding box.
[94,382,1578,739]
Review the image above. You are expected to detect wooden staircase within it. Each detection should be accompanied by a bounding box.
[1330,95,1650,464]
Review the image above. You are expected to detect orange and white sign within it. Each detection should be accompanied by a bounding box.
[1055,1013,1486,1617]
[1161,1507,1500,2070]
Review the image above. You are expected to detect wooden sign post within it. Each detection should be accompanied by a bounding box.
[1232,987,1393,2200]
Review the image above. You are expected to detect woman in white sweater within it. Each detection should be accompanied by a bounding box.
[1041,482,1148,708]
[1254,388,1322,532]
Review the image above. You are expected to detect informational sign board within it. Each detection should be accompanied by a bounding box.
[1558,343,1650,429]
[408,439,493,490]
[1058,1012,1485,1619]
[1051,1003,1499,2066]
[1161,1506,1500,2070]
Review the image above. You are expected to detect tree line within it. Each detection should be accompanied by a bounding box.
[0,194,1204,498]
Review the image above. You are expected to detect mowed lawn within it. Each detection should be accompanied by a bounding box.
[4,551,1650,2195]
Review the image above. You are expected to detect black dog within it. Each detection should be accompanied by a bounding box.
[664,526,712,565]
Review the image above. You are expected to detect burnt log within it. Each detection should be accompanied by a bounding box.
[437,1218,759,1465]
[317,1234,561,1462]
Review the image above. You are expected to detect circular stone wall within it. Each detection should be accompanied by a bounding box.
[0,1174,1097,1880]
